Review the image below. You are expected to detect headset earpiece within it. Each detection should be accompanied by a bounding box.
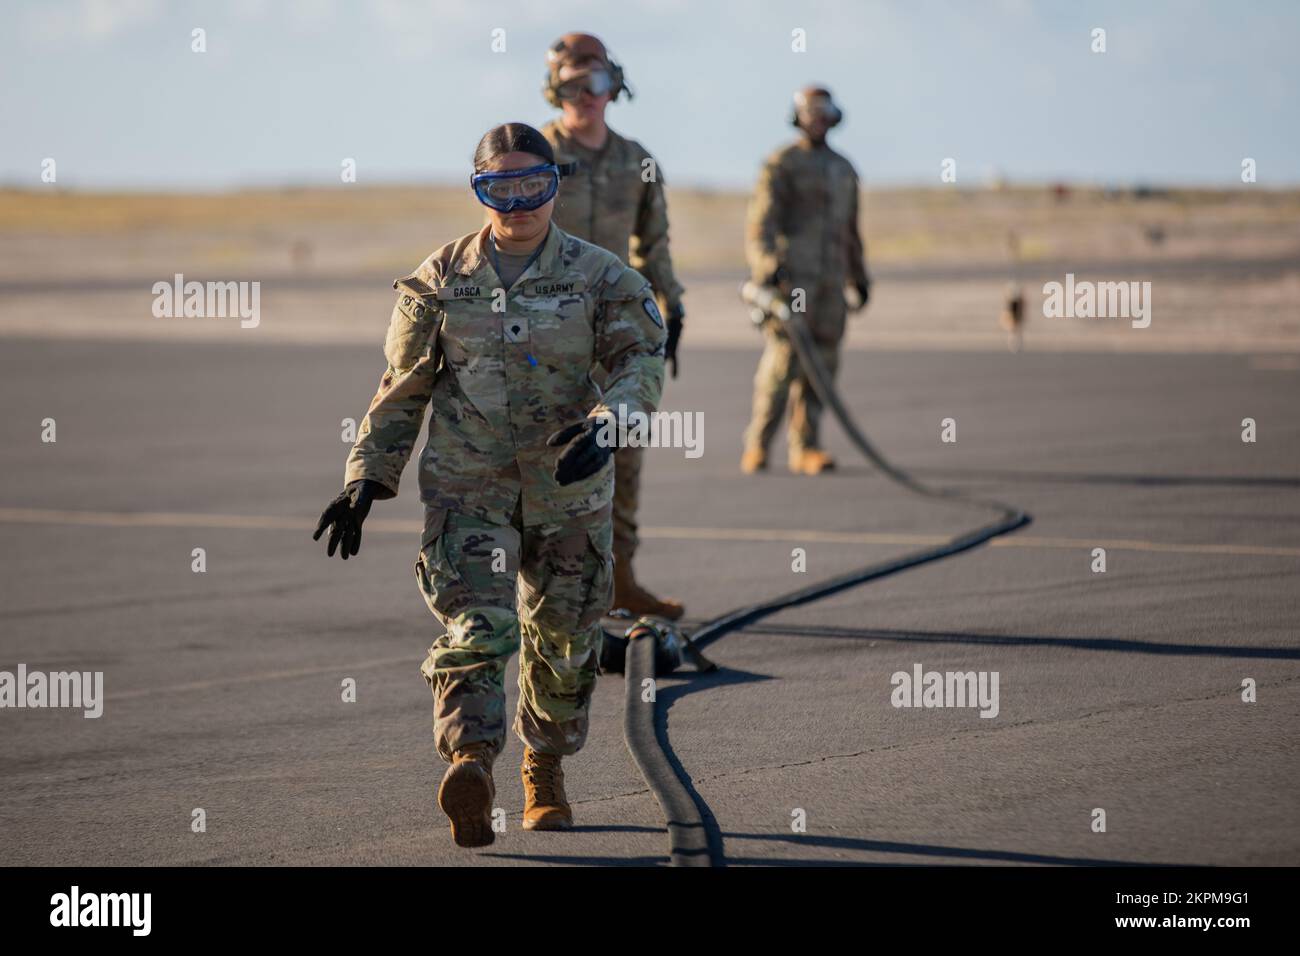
[609,60,631,101]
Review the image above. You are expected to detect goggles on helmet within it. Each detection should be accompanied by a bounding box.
[555,68,613,101]
[795,92,842,125]
[471,163,561,213]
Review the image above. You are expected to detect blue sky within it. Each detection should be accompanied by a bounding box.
[3,0,1297,190]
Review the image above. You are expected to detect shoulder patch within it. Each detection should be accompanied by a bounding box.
[642,297,663,328]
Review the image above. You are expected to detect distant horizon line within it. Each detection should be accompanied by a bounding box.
[3,178,1294,195]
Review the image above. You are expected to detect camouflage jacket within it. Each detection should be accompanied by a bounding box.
[541,118,684,317]
[343,224,666,527]
[746,138,869,288]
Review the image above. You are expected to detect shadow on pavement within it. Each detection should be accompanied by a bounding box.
[652,666,775,868]
[738,623,1300,659]
[912,467,1300,489]
[482,853,667,866]
[720,831,1183,866]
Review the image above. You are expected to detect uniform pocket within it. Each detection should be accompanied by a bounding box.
[385,291,441,371]
[415,508,470,619]
[578,522,614,629]
[419,506,448,553]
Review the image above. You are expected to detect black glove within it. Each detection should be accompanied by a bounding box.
[854,276,872,310]
[665,303,685,379]
[547,417,616,486]
[312,479,383,560]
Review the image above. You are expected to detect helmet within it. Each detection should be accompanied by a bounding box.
[791,85,843,129]
[543,32,632,106]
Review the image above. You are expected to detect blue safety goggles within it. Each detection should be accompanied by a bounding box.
[470,163,562,213]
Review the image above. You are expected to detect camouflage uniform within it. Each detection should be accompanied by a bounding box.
[542,118,683,572]
[344,224,665,760]
[743,139,869,456]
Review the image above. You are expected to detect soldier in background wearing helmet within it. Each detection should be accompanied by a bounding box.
[741,86,872,476]
[540,32,687,621]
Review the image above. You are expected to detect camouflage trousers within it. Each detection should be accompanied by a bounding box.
[743,280,846,455]
[416,504,613,762]
[612,445,642,565]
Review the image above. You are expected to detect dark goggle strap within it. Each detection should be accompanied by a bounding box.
[470,162,559,185]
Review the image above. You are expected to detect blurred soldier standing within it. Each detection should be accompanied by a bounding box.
[742,86,872,475]
[540,32,686,620]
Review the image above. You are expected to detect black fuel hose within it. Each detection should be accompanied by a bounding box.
[624,285,1031,866]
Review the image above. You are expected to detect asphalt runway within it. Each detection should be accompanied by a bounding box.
[1,339,1297,866]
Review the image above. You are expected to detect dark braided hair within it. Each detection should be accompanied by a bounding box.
[473,123,556,172]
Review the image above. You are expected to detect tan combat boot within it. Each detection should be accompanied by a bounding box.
[613,560,685,620]
[521,747,572,831]
[740,447,768,474]
[437,742,496,848]
[789,448,836,475]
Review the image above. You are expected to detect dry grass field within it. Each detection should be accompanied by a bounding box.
[1,184,1297,350]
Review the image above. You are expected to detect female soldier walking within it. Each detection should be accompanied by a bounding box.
[314,123,666,848]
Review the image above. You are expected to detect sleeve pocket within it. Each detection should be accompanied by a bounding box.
[385,279,442,371]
